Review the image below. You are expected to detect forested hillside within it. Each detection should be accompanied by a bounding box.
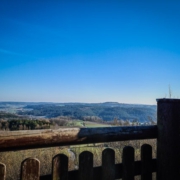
[17,102,156,123]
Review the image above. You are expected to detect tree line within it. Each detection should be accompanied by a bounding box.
[0,119,50,131]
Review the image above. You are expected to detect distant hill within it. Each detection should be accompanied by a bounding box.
[12,102,157,123]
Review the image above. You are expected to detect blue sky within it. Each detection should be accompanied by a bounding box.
[0,0,180,104]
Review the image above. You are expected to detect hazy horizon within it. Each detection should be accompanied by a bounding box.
[1,1,180,105]
[0,100,159,106]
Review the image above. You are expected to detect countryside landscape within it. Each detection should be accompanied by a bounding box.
[0,101,156,130]
[0,101,157,179]
[1,0,179,179]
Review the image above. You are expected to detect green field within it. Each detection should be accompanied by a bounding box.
[66,120,111,127]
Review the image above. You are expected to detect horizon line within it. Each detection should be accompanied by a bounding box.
[0,100,157,106]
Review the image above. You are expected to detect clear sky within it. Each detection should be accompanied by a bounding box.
[0,0,180,104]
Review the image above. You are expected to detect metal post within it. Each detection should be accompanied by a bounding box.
[157,99,180,180]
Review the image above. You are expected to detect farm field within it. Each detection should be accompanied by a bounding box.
[66,120,111,127]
